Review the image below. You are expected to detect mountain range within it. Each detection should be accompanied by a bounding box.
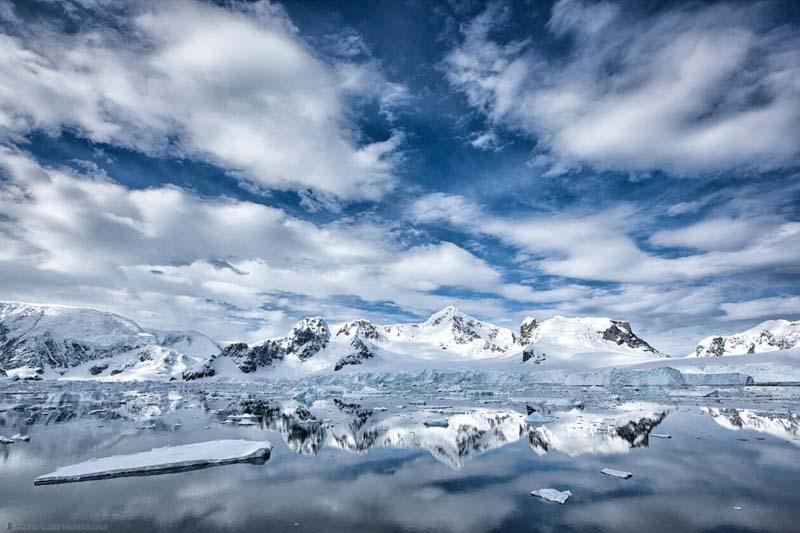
[0,301,796,381]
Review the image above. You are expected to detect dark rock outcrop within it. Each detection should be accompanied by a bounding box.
[602,320,660,354]
[522,344,546,364]
[519,317,538,345]
[214,317,330,373]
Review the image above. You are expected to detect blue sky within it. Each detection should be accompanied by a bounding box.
[0,0,798,354]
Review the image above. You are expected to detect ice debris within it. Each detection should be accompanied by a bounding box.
[601,468,633,479]
[531,488,572,504]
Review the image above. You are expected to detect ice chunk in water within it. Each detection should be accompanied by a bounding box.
[601,468,633,479]
[525,412,553,425]
[531,488,572,504]
[34,439,271,485]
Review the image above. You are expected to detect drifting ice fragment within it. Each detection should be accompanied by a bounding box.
[531,488,572,504]
[0,436,14,444]
[34,439,272,485]
[601,468,633,479]
[11,433,30,442]
[525,412,553,425]
[424,419,449,428]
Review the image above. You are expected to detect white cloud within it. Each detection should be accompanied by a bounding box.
[650,217,774,251]
[0,148,558,340]
[0,0,404,201]
[720,296,800,321]
[444,0,800,174]
[410,193,800,284]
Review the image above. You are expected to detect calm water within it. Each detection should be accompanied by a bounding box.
[1,381,800,533]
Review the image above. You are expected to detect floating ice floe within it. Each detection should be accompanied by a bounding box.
[525,412,553,425]
[1,433,30,444]
[601,468,633,479]
[531,488,572,504]
[34,439,272,485]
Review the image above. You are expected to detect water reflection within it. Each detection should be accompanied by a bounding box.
[3,383,800,533]
[213,397,669,468]
[705,407,800,443]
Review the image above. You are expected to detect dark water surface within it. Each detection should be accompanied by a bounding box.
[1,381,799,532]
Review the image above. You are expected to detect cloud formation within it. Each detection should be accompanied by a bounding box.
[0,0,404,200]
[445,0,800,174]
[0,147,546,340]
[411,192,800,285]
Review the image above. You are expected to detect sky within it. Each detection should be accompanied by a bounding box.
[0,0,798,355]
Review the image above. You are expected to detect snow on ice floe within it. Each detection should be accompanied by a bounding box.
[34,439,272,485]
[531,488,572,504]
[0,433,29,443]
[601,468,633,479]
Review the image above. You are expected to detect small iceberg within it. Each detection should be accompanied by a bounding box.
[531,488,572,504]
[424,419,449,428]
[34,439,271,485]
[1,433,29,444]
[525,412,553,425]
[601,468,633,479]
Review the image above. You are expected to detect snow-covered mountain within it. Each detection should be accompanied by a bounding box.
[381,305,517,358]
[0,302,219,380]
[1,301,668,380]
[196,307,666,379]
[523,315,661,355]
[693,320,800,357]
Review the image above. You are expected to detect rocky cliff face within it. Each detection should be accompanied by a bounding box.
[601,320,660,353]
[333,320,379,371]
[214,317,331,374]
[519,317,538,345]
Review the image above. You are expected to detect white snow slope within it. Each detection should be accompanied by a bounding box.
[693,319,800,357]
[0,302,220,381]
[201,306,669,380]
[6,301,800,382]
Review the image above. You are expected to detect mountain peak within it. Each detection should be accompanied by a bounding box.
[425,305,465,324]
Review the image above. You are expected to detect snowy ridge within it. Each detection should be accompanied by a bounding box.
[0,303,668,380]
[525,315,661,355]
[693,319,800,357]
[0,302,219,380]
[381,305,517,359]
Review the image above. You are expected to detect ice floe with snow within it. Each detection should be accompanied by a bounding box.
[531,488,572,504]
[34,439,271,485]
